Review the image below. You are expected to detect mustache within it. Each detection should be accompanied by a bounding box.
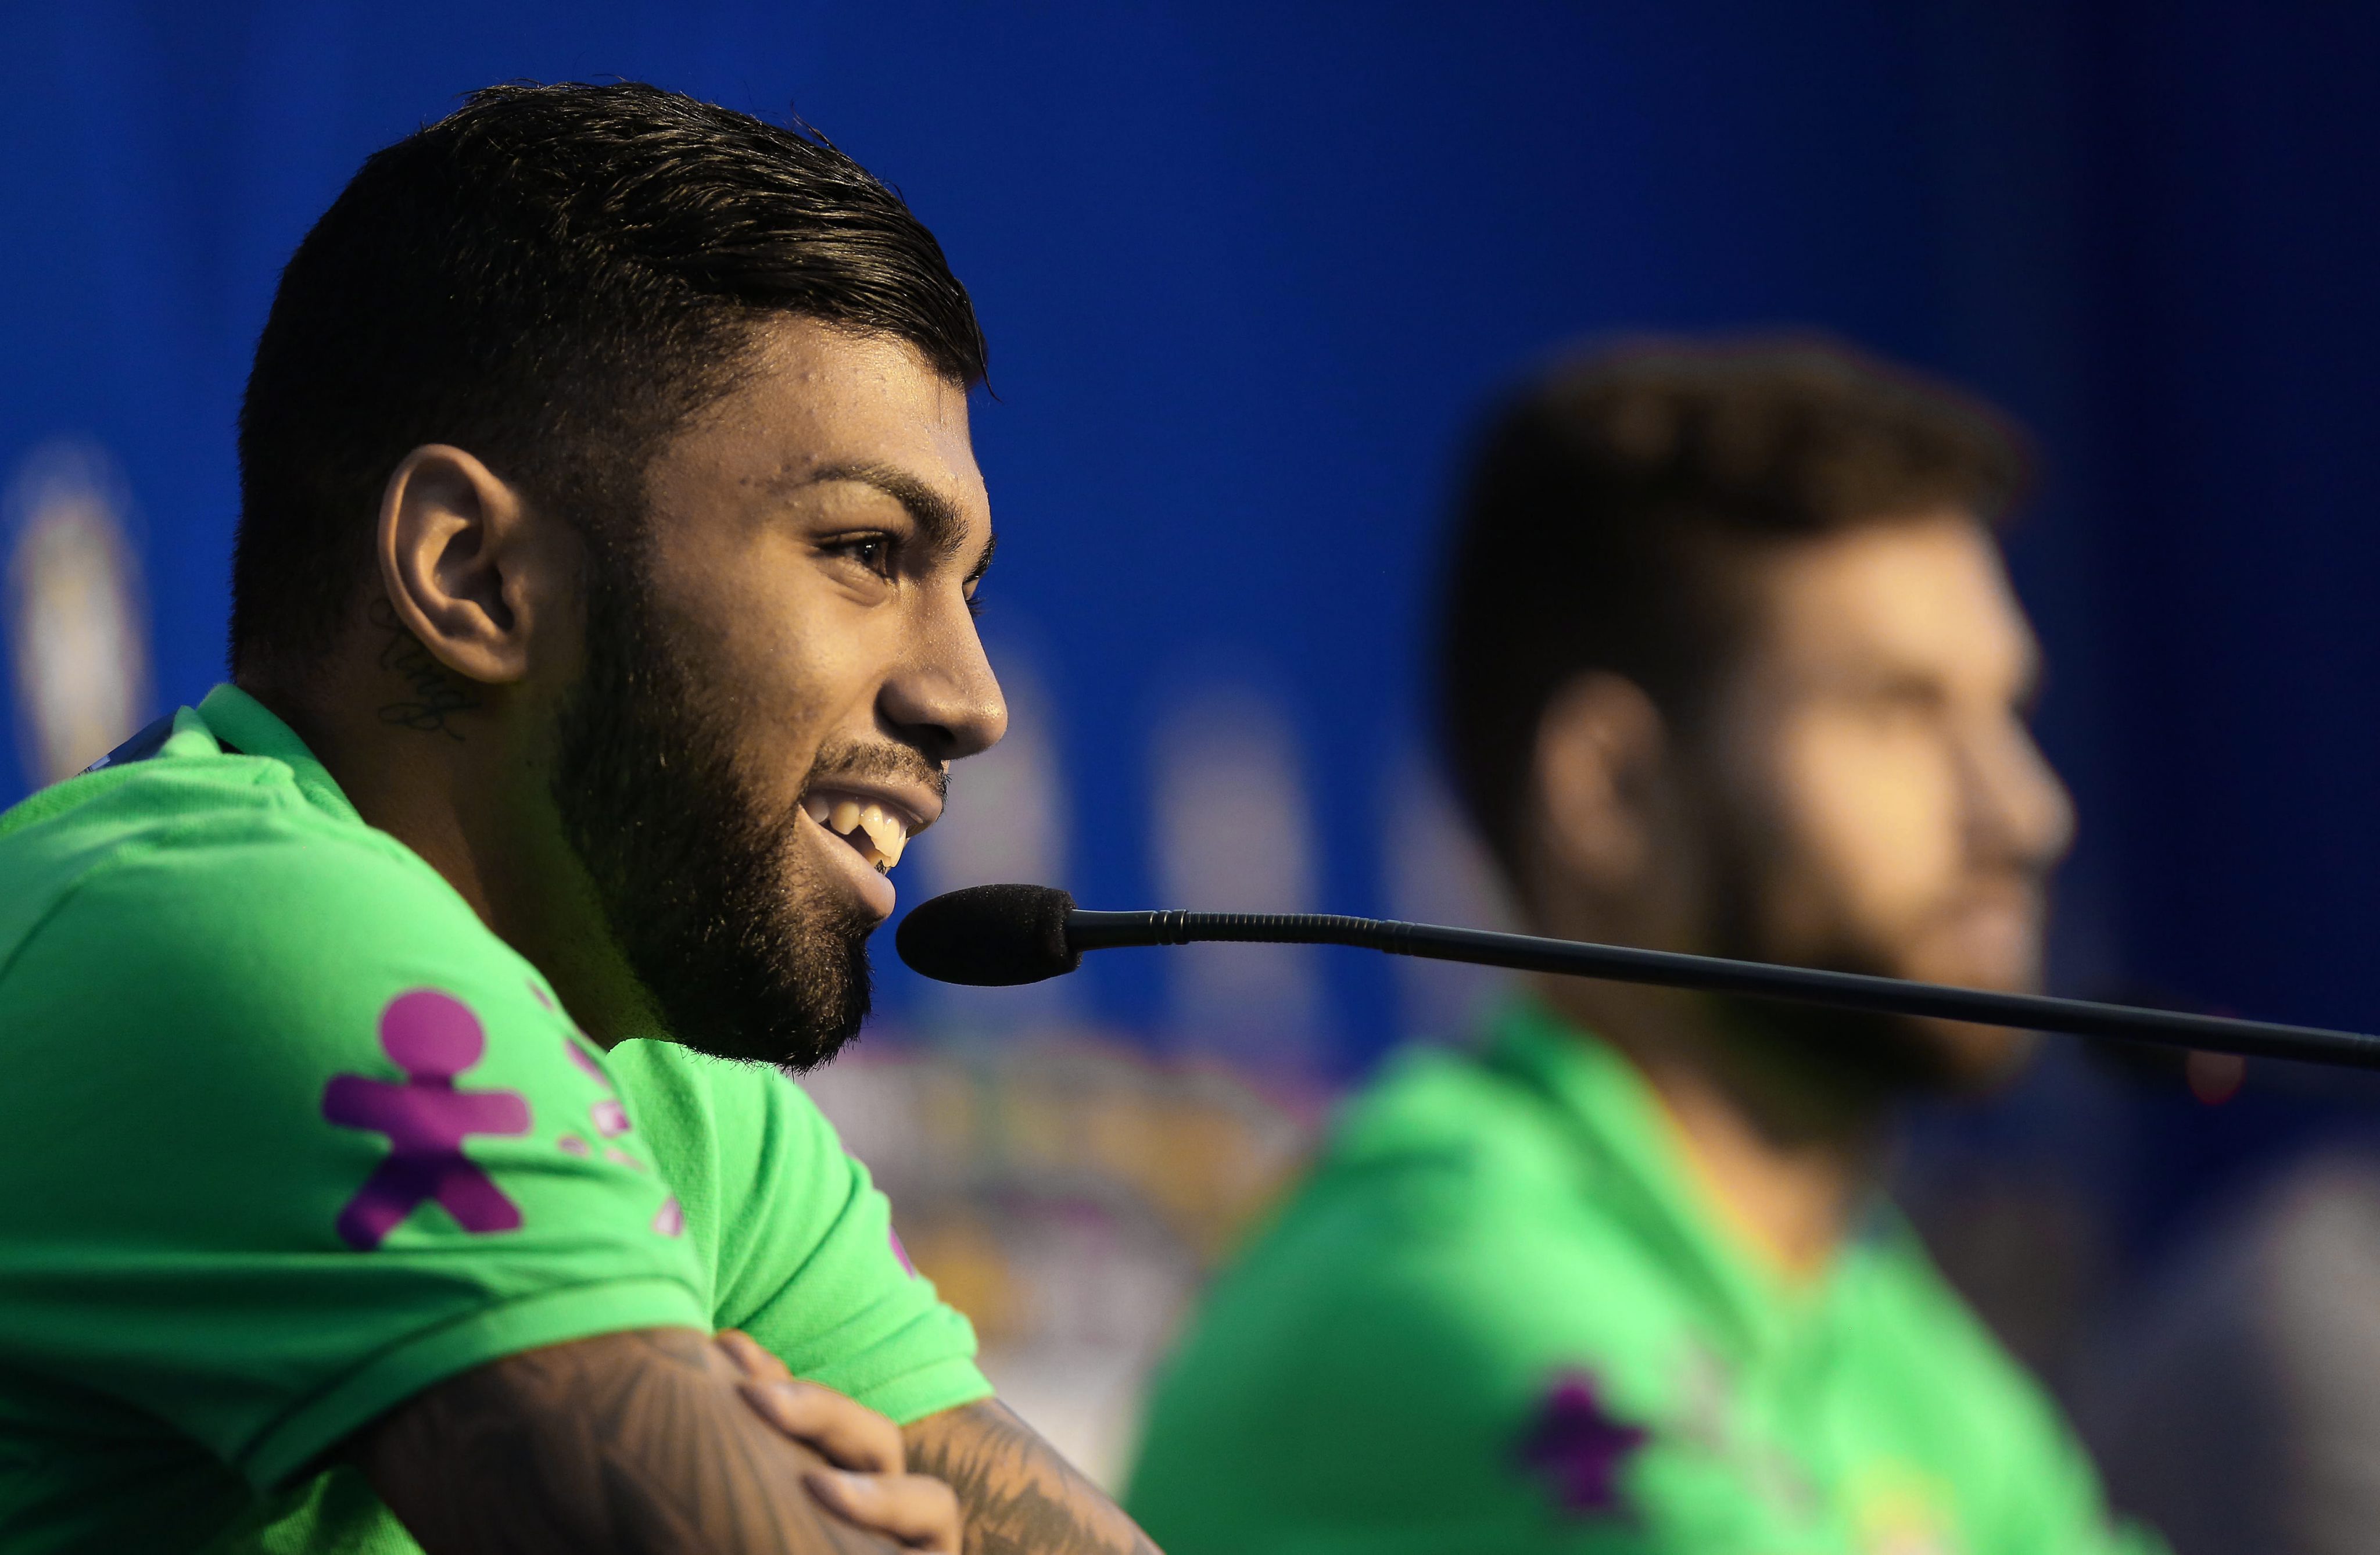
[798,741,948,804]
[1911,872,2046,929]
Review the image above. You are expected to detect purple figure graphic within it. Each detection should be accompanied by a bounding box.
[1516,1368,1647,1517]
[323,989,532,1250]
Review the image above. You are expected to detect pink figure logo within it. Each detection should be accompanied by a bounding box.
[322,990,532,1250]
[1515,1368,1647,1517]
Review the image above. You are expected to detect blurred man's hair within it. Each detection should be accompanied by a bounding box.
[231,80,985,678]
[1438,335,2028,886]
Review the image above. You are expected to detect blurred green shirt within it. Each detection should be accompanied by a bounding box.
[0,686,988,1554]
[1127,1001,2160,1555]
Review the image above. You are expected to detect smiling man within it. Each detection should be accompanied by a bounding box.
[0,83,1153,1555]
[1129,341,2159,1554]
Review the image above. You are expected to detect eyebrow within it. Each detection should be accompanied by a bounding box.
[800,461,990,575]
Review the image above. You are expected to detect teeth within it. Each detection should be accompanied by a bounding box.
[858,805,906,867]
[807,792,912,873]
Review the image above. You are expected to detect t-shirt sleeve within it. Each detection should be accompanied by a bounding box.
[686,1059,991,1425]
[0,825,709,1491]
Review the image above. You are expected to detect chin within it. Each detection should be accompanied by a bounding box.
[1741,940,2046,1098]
[1909,1016,2041,1095]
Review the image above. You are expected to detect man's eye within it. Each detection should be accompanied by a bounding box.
[829,535,895,577]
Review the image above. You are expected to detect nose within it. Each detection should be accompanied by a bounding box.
[879,606,1008,764]
[1963,713,2076,873]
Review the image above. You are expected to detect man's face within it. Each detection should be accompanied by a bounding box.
[552,317,1005,1067]
[1692,514,2073,1088]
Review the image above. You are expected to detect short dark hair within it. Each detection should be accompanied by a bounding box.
[1437,335,2028,884]
[231,81,986,676]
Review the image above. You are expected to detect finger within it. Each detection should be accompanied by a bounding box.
[713,1328,792,1384]
[804,1469,965,1554]
[736,1375,906,1472]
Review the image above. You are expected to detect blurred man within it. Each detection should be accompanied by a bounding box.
[0,83,1156,1555]
[1128,340,2158,1553]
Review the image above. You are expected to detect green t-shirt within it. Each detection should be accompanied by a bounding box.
[1127,1002,2161,1555]
[0,686,988,1554]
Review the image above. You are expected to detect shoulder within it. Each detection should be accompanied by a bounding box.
[2,742,463,970]
[0,750,574,1131]
[1272,1044,1661,1297]
[1324,1042,1602,1211]
[1133,1050,1682,1548]
[1148,1045,1684,1439]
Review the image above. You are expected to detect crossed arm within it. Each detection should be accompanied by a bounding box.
[354,1327,1159,1555]
[902,1399,1162,1555]
[358,1328,911,1554]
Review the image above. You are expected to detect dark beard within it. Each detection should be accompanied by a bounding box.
[1694,794,1968,1101]
[549,555,872,1070]
[1708,943,1956,1101]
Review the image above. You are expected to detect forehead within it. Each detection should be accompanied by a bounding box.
[649,314,985,523]
[1747,513,2034,682]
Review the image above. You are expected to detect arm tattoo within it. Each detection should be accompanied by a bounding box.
[370,597,482,738]
[359,1327,904,1555]
[902,1400,1162,1555]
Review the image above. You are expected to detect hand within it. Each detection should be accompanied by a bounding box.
[712,1330,965,1553]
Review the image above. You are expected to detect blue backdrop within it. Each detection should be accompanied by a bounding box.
[2,2,2374,1072]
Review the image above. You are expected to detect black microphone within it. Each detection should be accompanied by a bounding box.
[894,883,2380,1070]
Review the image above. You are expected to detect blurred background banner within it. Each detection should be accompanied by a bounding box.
[5,440,148,785]
[3,0,2375,1497]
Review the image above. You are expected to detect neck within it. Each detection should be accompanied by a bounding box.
[238,671,660,1048]
[1539,973,1887,1277]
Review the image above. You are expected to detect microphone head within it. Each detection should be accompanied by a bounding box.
[895,884,1081,986]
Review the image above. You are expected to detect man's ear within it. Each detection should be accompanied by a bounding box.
[375,445,551,686]
[1527,672,1672,897]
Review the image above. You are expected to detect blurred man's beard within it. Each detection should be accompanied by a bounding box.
[1697,806,2038,1099]
[550,554,872,1070]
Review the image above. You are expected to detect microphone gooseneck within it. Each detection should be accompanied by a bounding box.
[894,883,2380,1070]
